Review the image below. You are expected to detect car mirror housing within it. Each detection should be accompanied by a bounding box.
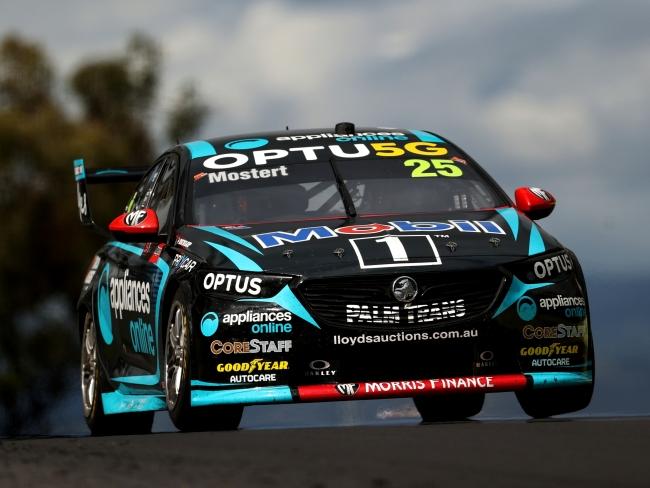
[108,208,162,242]
[514,187,556,220]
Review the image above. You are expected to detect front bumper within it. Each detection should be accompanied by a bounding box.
[189,371,593,407]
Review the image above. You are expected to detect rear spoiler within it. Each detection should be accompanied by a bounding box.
[73,158,148,234]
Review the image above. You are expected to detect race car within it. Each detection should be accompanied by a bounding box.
[74,123,594,435]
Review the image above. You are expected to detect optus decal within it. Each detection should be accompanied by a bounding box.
[201,141,448,171]
[533,253,573,279]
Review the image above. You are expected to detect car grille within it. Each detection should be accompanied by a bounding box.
[298,269,504,329]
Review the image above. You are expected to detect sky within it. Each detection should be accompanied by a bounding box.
[2,0,649,432]
[3,0,650,276]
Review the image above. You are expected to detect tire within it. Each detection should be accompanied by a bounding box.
[516,336,595,418]
[81,311,154,436]
[164,287,243,432]
[414,393,485,422]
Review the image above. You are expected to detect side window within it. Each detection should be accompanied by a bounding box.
[125,161,165,213]
[149,155,178,235]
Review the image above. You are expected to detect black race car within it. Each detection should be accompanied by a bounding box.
[74,123,593,434]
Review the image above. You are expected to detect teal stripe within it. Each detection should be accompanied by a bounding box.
[409,129,445,143]
[94,169,128,175]
[185,140,216,159]
[73,159,86,181]
[205,241,262,272]
[102,391,166,414]
[111,375,160,386]
[241,285,319,328]
[529,371,593,389]
[191,386,293,407]
[198,226,262,254]
[528,223,546,256]
[492,276,552,318]
[190,380,232,387]
[496,207,519,240]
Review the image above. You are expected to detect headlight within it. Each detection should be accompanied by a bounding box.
[198,271,293,299]
[507,250,575,283]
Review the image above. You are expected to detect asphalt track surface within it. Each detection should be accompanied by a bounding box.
[1,417,648,488]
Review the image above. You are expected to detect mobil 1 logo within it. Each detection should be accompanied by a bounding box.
[349,235,441,269]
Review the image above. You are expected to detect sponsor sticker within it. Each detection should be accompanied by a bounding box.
[109,270,150,319]
[522,324,587,340]
[124,209,148,226]
[305,360,337,377]
[519,343,581,357]
[253,220,505,249]
[203,273,262,296]
[333,328,477,346]
[533,253,573,279]
[129,318,154,356]
[539,295,586,310]
[209,339,292,355]
[223,310,292,326]
[172,254,197,272]
[298,374,528,401]
[216,359,289,373]
[345,300,465,325]
[206,165,289,184]
[530,357,571,367]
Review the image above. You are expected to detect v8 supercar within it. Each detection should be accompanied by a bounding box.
[74,123,593,434]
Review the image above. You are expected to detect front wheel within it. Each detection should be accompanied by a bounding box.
[516,335,595,418]
[81,311,153,435]
[413,393,485,422]
[165,288,243,432]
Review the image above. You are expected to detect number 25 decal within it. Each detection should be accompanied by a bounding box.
[349,235,442,269]
[403,158,463,178]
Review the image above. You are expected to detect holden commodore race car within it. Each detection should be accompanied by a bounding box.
[74,123,593,435]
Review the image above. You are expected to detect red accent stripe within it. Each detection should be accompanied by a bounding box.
[297,374,528,402]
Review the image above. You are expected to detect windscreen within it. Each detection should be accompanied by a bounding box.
[190,139,507,225]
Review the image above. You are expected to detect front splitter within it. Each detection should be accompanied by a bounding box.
[190,371,593,407]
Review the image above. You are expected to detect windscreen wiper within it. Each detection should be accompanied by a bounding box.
[328,157,357,219]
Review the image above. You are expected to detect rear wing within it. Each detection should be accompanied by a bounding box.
[73,158,148,233]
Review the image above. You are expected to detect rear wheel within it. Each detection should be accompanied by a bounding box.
[165,288,243,431]
[81,312,154,435]
[414,393,485,422]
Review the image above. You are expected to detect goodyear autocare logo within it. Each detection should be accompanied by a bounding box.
[109,270,151,319]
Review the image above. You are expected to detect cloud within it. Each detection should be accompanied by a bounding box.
[1,0,649,273]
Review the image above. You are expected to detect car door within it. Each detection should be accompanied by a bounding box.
[116,154,179,386]
[98,157,169,387]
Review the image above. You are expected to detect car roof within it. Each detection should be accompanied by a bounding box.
[175,126,449,161]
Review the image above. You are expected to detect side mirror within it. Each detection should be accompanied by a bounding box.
[514,187,556,220]
[109,208,161,242]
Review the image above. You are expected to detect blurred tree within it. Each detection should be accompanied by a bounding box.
[166,82,210,143]
[0,34,53,113]
[0,33,209,435]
